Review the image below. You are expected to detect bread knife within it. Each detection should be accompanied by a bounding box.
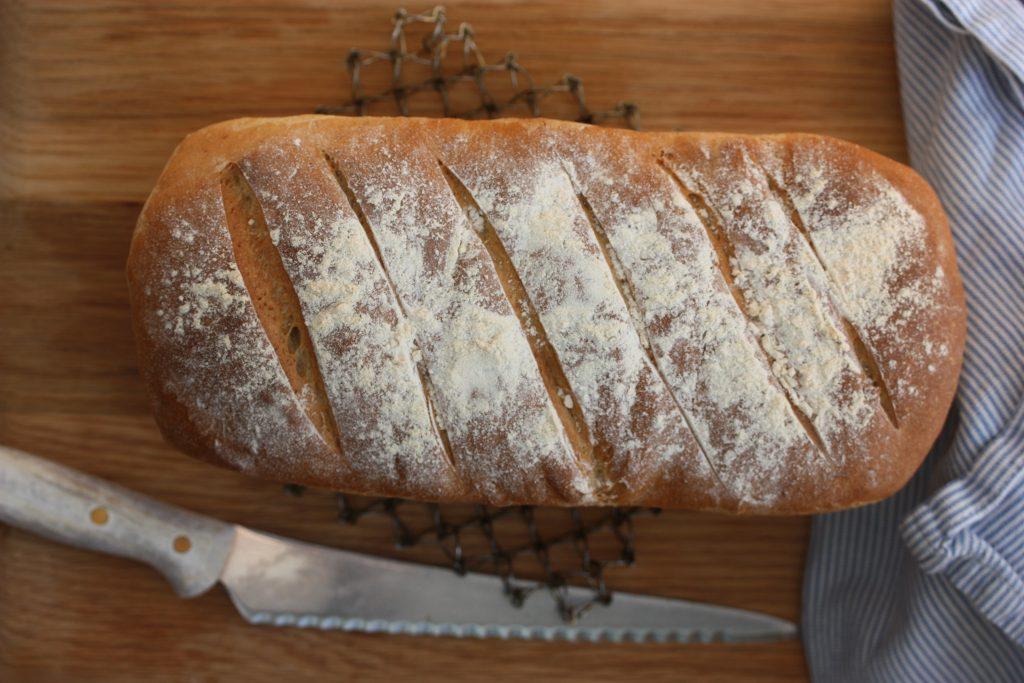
[0,444,797,643]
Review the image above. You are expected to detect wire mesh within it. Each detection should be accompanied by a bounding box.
[303,5,652,623]
[315,5,640,129]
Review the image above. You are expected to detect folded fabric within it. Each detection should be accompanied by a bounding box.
[803,0,1024,680]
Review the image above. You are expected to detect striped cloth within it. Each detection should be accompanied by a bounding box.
[803,0,1024,680]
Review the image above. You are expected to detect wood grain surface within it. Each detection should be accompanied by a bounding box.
[0,1,907,680]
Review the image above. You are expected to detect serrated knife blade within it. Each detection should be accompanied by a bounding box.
[220,526,797,643]
[0,444,797,643]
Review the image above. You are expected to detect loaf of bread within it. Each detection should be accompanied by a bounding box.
[128,115,965,513]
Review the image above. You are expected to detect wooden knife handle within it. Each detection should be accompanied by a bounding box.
[0,444,235,597]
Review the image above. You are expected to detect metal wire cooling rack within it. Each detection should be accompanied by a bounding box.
[302,5,652,623]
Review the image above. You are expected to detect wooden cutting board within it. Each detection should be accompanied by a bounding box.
[0,1,907,680]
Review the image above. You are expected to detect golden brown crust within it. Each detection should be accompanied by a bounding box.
[128,116,966,513]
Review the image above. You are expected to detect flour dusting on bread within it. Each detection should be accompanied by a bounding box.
[127,116,966,512]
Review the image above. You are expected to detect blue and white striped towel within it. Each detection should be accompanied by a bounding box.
[803,0,1024,680]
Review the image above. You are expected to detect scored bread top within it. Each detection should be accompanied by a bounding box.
[128,116,965,513]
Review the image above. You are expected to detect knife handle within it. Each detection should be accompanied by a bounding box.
[0,444,235,598]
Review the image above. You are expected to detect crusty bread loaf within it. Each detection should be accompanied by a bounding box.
[127,115,965,513]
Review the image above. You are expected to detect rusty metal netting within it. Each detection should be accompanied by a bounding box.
[300,5,652,623]
[315,5,640,128]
